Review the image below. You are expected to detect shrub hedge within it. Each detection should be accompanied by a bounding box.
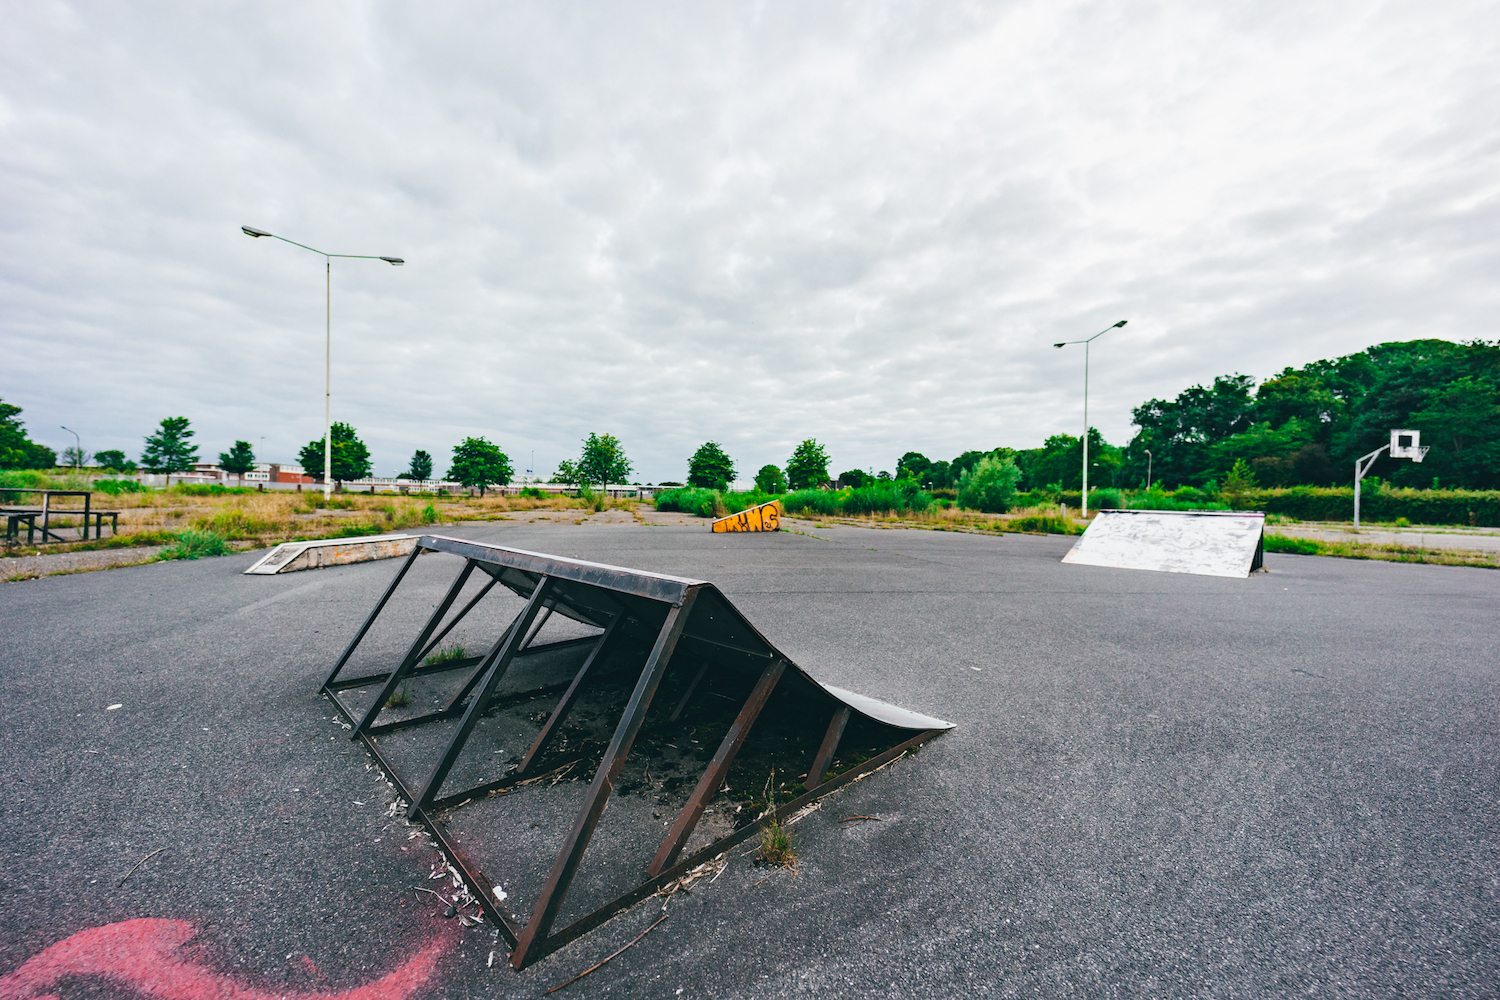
[1243,487,1500,526]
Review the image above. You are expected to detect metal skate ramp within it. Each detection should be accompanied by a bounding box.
[321,534,952,969]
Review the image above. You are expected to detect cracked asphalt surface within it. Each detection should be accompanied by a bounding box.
[2,519,1497,998]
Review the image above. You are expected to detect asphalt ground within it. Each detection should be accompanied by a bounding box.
[2,519,1497,998]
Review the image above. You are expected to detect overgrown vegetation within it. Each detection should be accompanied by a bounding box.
[93,477,150,495]
[157,528,229,561]
[2,484,601,560]
[1265,532,1498,568]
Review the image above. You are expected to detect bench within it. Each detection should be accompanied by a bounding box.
[0,489,120,544]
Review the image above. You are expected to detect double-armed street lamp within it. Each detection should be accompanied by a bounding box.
[241,226,404,499]
[1054,320,1127,518]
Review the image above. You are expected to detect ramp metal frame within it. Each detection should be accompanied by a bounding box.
[321,534,951,969]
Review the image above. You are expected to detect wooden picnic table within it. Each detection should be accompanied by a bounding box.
[1,489,119,544]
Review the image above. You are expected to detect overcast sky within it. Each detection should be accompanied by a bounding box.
[4,2,1498,482]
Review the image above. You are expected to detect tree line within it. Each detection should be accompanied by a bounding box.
[0,401,637,496]
[8,338,1494,495]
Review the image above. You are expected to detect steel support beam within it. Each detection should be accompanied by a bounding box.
[413,577,555,812]
[808,706,851,788]
[354,558,478,736]
[323,542,423,689]
[649,658,785,876]
[516,615,625,776]
[510,589,700,969]
[669,660,710,722]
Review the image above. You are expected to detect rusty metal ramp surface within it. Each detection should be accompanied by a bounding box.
[1062,509,1266,578]
[321,534,952,969]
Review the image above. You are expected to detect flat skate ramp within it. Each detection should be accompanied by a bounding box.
[1062,509,1265,578]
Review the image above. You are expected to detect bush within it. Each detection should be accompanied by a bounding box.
[578,486,607,512]
[1009,515,1083,535]
[957,456,1021,513]
[1087,488,1121,510]
[0,469,55,491]
[93,478,149,495]
[1127,488,1229,512]
[841,480,932,515]
[421,504,438,525]
[171,483,254,497]
[778,483,932,517]
[158,528,230,560]
[1264,534,1320,554]
[779,488,842,516]
[1243,486,1500,526]
[519,486,545,499]
[655,487,725,518]
[194,509,278,539]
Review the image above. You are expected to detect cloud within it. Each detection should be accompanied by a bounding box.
[3,1,1499,480]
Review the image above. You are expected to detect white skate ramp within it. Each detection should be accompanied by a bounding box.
[1062,509,1265,578]
[244,533,418,574]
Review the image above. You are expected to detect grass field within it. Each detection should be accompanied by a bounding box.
[0,484,614,560]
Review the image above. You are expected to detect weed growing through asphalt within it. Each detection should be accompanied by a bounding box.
[425,645,467,667]
[757,769,797,868]
[385,683,413,708]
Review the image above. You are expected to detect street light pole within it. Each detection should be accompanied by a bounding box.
[60,425,81,469]
[1054,320,1127,518]
[242,226,403,498]
[1144,449,1152,492]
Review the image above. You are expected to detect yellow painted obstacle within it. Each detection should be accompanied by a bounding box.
[711,499,781,532]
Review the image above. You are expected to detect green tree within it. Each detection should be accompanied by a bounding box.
[926,460,952,490]
[93,449,135,472]
[0,400,58,469]
[1018,431,1118,492]
[1126,374,1256,488]
[297,421,372,490]
[785,439,830,490]
[1117,339,1500,490]
[837,468,869,488]
[957,455,1022,513]
[218,440,256,486]
[61,446,90,469]
[687,441,736,490]
[141,416,199,484]
[550,459,580,487]
[404,450,433,482]
[1411,375,1500,462]
[949,449,997,486]
[755,464,786,493]
[1220,458,1257,509]
[895,451,930,483]
[448,436,513,496]
[576,433,632,487]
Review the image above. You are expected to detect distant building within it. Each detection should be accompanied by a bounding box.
[268,463,314,484]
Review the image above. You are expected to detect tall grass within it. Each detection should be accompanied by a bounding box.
[158,528,230,560]
[94,478,150,495]
[0,469,60,491]
[780,481,933,517]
